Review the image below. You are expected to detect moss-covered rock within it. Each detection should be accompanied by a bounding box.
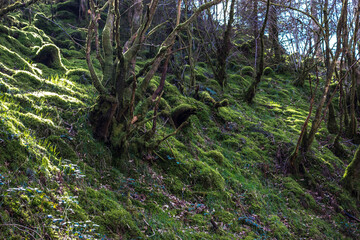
[241,66,254,77]
[193,161,225,190]
[94,207,143,238]
[263,66,274,76]
[33,44,66,71]
[66,68,91,84]
[171,104,197,127]
[13,70,42,88]
[205,150,225,165]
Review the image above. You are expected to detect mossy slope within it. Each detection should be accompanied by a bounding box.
[0,6,359,240]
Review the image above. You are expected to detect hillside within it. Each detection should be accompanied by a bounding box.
[0,3,360,240]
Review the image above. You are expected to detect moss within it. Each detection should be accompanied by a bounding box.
[263,66,274,76]
[329,136,348,160]
[17,112,56,137]
[56,0,80,15]
[26,91,85,109]
[215,99,229,108]
[0,138,28,168]
[48,135,77,161]
[13,70,42,89]
[0,44,34,73]
[195,72,208,82]
[33,44,66,71]
[66,68,91,84]
[205,150,225,165]
[208,79,222,91]
[199,91,216,105]
[283,177,317,210]
[171,104,197,127]
[214,210,234,224]
[241,66,254,77]
[341,145,360,198]
[267,215,290,238]
[94,208,143,238]
[193,160,225,190]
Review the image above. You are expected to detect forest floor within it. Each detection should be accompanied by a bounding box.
[0,4,359,240]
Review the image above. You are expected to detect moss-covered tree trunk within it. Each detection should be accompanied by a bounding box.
[341,145,360,198]
[85,0,222,155]
[214,0,235,88]
[345,0,360,139]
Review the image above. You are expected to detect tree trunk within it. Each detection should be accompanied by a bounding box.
[269,0,280,62]
[215,0,235,88]
[244,0,271,104]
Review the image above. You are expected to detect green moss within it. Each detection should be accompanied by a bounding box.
[241,66,254,77]
[195,72,207,82]
[193,161,225,190]
[327,102,338,134]
[214,210,234,224]
[17,112,56,136]
[0,44,35,73]
[34,44,66,71]
[13,70,43,89]
[283,177,317,210]
[94,208,143,238]
[48,135,77,160]
[263,66,274,76]
[267,215,290,238]
[199,91,216,105]
[208,79,222,91]
[171,104,197,127]
[66,68,91,84]
[205,150,225,165]
[0,138,28,168]
[341,145,360,198]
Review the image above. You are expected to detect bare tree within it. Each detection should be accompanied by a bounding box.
[244,0,271,103]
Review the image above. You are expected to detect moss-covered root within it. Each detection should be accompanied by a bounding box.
[34,44,67,71]
[341,145,360,198]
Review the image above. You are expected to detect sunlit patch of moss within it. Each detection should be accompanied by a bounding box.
[13,70,43,89]
[25,91,85,108]
[341,145,360,198]
[0,45,37,74]
[0,34,33,56]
